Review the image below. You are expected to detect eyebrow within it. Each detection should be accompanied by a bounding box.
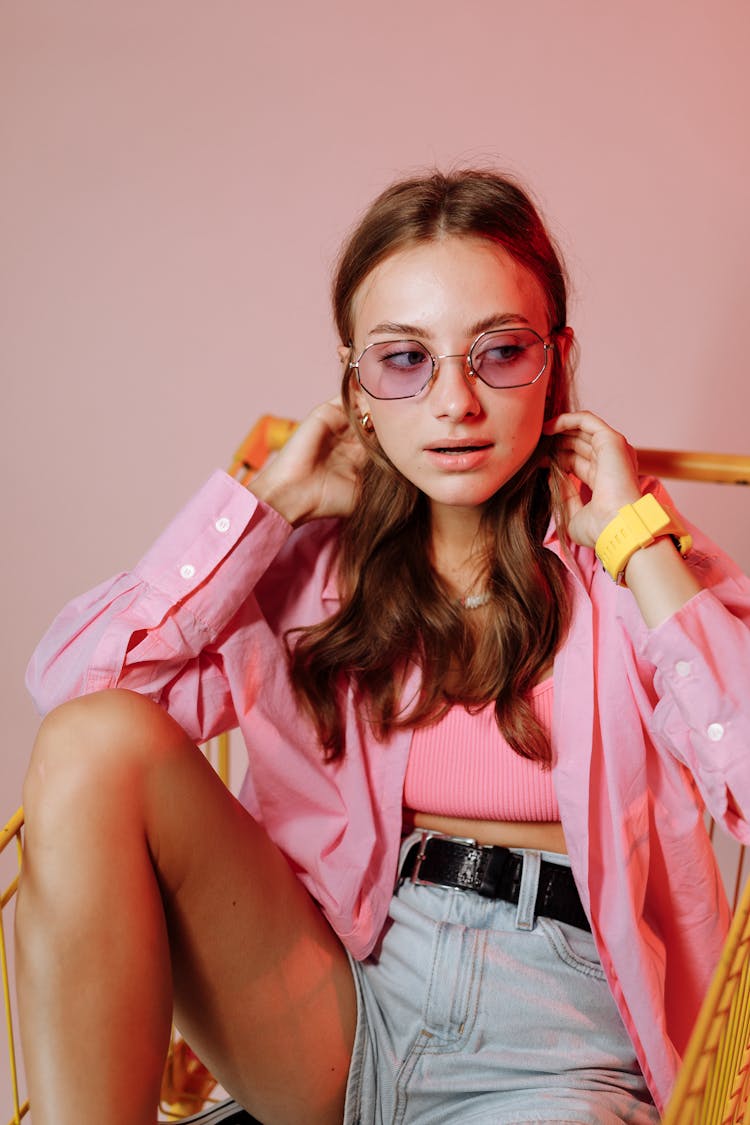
[366,313,531,339]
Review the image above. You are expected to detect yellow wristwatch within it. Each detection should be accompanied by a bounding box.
[595,494,692,584]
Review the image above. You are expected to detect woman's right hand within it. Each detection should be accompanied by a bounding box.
[250,399,367,525]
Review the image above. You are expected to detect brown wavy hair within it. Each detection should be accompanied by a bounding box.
[290,169,576,764]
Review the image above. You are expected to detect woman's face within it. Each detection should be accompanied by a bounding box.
[348,235,563,522]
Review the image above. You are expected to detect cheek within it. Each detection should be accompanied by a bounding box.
[500,389,547,444]
[367,408,417,468]
[370,414,402,453]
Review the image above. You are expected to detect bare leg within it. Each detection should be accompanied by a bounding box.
[16,690,357,1125]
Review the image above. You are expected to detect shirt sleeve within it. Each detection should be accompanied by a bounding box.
[26,470,294,742]
[630,480,750,839]
[645,583,750,841]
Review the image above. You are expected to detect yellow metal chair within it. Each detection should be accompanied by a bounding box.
[1,811,25,1125]
[662,872,750,1124]
[2,426,750,1123]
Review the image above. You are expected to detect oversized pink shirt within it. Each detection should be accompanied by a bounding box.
[26,469,750,1113]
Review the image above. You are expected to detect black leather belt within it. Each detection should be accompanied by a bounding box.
[400,834,591,932]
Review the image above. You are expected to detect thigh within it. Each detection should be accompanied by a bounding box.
[25,689,357,1124]
[159,735,357,1123]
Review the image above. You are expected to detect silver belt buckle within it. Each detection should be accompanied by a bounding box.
[410,830,478,887]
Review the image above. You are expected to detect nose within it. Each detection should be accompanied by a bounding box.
[429,353,481,420]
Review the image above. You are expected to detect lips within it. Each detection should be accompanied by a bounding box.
[424,440,493,454]
[431,445,489,454]
[422,440,495,472]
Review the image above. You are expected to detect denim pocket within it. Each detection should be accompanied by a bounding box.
[537,916,608,979]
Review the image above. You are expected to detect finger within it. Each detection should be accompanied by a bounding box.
[301,402,357,449]
[547,414,638,471]
[314,399,349,428]
[556,469,582,502]
[543,410,608,437]
[554,449,597,488]
[552,432,596,457]
[324,396,353,428]
[558,475,584,524]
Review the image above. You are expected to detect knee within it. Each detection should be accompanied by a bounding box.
[23,690,187,826]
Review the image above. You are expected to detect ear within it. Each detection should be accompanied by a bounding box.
[351,385,369,422]
[545,326,576,418]
[339,343,369,417]
[554,326,575,368]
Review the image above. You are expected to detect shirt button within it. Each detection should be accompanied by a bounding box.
[180,564,196,580]
[707,723,724,742]
[215,517,231,533]
[675,661,691,677]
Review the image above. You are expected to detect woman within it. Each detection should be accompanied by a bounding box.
[18,170,750,1124]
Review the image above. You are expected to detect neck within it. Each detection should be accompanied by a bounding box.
[429,502,487,600]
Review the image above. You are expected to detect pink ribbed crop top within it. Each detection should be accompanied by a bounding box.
[402,679,559,821]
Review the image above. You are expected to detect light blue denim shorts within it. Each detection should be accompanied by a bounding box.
[343,832,660,1125]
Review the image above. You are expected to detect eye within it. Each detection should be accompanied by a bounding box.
[380,345,430,370]
[357,339,434,398]
[470,329,546,388]
[477,338,528,365]
[487,344,523,362]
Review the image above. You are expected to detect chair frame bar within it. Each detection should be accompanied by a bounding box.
[1,809,28,1124]
[662,875,750,1123]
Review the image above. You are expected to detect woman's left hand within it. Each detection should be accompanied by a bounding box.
[543,411,642,548]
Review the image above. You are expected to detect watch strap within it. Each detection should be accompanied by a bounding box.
[595,494,692,584]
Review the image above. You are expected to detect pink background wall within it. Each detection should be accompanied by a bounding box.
[5,0,750,869]
[2,1,749,1107]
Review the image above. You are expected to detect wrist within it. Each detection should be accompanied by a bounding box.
[250,469,310,527]
[620,534,702,627]
[591,497,641,544]
[622,535,683,584]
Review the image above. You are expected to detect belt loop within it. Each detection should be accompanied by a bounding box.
[515,850,541,931]
[410,831,432,885]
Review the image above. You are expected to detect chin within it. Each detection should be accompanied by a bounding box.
[425,482,507,510]
[433,468,538,511]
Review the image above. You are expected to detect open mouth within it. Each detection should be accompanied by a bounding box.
[428,443,492,454]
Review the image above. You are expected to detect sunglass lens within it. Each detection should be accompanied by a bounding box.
[472,330,545,388]
[358,341,432,399]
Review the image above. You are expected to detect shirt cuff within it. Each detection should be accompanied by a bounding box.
[133,470,293,630]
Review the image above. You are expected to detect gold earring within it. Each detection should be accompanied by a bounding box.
[359,412,374,433]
